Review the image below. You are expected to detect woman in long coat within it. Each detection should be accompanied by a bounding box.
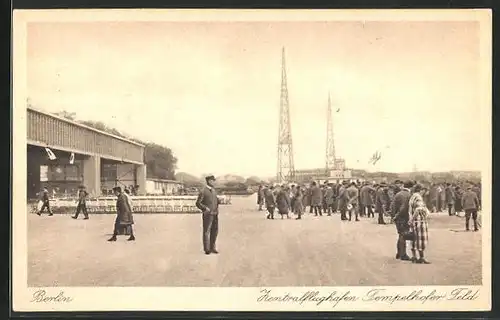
[276,185,291,219]
[108,186,135,242]
[408,184,430,264]
[293,185,304,219]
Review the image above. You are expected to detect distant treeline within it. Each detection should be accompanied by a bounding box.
[350,170,481,184]
[48,110,480,187]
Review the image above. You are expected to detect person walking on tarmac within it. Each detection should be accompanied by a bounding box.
[72,187,89,220]
[37,187,53,216]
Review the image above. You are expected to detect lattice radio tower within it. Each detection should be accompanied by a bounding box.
[276,47,295,184]
[325,93,336,171]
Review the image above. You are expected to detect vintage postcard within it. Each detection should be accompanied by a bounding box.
[12,9,491,312]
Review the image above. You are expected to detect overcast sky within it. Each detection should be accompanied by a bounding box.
[27,20,482,177]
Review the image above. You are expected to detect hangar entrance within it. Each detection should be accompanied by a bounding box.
[100,159,139,196]
[27,144,85,200]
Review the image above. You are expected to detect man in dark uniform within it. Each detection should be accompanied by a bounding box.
[196,175,221,254]
[462,186,480,231]
[392,180,413,261]
[108,186,135,242]
[72,187,89,219]
[37,187,53,216]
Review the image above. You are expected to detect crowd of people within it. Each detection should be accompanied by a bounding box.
[33,176,482,255]
[256,179,482,264]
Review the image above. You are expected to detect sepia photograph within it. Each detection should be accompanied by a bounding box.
[12,9,491,312]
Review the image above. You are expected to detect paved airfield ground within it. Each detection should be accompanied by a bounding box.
[27,195,482,287]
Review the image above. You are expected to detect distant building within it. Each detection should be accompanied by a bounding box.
[146,178,184,195]
[450,171,482,180]
[294,159,354,184]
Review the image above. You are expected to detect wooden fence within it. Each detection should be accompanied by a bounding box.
[29,195,231,214]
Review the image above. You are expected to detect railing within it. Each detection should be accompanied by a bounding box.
[29,195,232,214]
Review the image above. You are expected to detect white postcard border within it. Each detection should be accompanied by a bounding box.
[12,9,492,312]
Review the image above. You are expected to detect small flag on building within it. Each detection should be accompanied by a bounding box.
[45,148,57,160]
[69,152,75,164]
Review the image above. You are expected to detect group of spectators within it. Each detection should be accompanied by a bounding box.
[256,179,482,264]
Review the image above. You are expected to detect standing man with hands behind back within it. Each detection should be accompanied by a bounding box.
[196,175,221,255]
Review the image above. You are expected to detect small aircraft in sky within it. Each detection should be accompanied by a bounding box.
[368,151,382,165]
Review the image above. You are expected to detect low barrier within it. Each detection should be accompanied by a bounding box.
[30,195,232,214]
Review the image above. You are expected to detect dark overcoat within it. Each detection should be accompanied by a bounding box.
[337,186,347,211]
[294,189,304,213]
[321,187,328,205]
[257,188,264,205]
[454,188,464,211]
[303,188,311,207]
[310,186,322,206]
[392,189,411,222]
[264,188,276,207]
[196,186,220,215]
[325,187,335,205]
[472,186,481,207]
[276,189,290,213]
[375,187,388,213]
[346,186,359,207]
[360,185,375,206]
[445,187,454,204]
[116,193,134,225]
[461,190,480,211]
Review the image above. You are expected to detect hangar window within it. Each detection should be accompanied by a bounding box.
[40,165,48,182]
[44,164,82,182]
[65,165,80,181]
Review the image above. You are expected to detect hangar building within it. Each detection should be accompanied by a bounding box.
[26,107,147,199]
